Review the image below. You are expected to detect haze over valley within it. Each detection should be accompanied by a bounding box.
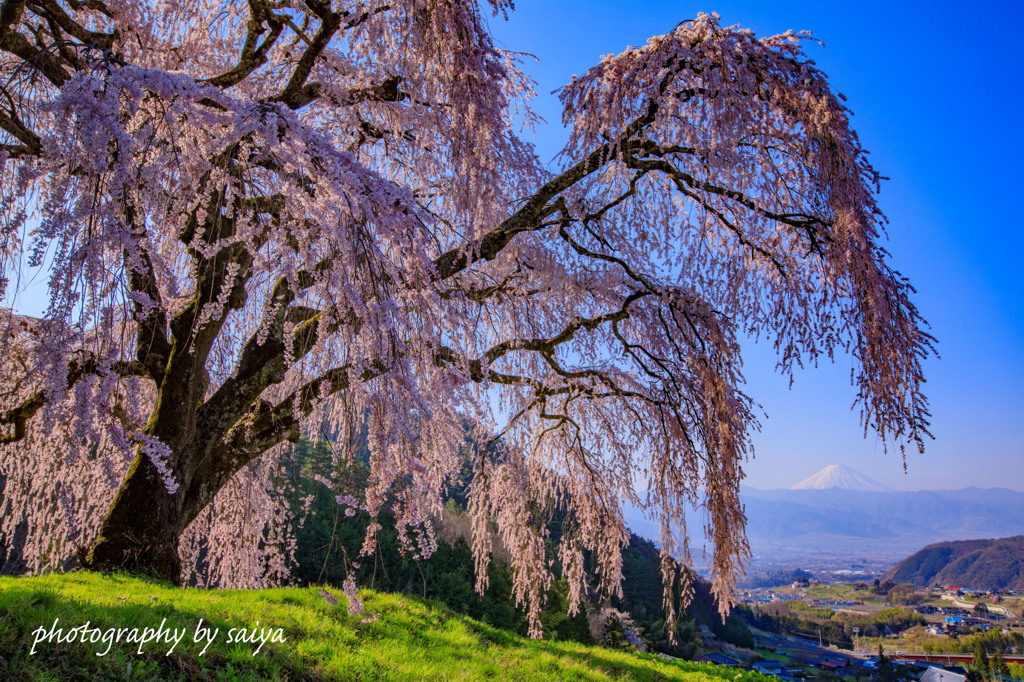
[624,464,1024,582]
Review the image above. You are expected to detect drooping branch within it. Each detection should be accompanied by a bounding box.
[482,290,651,364]
[0,356,148,444]
[622,151,832,262]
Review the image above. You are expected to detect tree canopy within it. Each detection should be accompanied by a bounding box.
[0,0,931,636]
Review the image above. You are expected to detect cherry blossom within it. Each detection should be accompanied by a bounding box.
[0,4,931,636]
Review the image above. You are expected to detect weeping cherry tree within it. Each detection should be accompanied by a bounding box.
[0,0,931,636]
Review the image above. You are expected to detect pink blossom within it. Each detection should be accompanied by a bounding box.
[0,7,931,639]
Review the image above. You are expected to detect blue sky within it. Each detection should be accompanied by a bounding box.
[490,1,1024,491]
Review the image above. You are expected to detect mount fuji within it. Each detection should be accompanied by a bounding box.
[790,464,893,492]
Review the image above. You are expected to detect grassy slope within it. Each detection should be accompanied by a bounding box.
[0,573,769,681]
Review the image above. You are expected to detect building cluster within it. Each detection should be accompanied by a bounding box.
[697,640,974,681]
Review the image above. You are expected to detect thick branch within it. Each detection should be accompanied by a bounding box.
[271,1,340,109]
[0,0,25,38]
[206,0,284,88]
[0,23,70,85]
[433,142,645,281]
[26,0,116,49]
[181,358,384,520]
[122,201,171,382]
[0,105,41,155]
[484,291,650,365]
[195,274,321,440]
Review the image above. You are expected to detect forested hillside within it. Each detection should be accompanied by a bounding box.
[284,437,751,657]
[882,535,1024,590]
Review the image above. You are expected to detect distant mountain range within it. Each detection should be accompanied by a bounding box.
[881,535,1024,591]
[741,485,1024,557]
[622,465,1024,574]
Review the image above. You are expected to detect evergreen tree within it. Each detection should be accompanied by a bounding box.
[877,644,898,682]
[602,614,630,651]
[972,640,991,680]
[993,644,1008,679]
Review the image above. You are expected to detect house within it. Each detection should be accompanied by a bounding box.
[819,657,848,670]
[695,653,738,667]
[753,661,785,675]
[920,665,967,682]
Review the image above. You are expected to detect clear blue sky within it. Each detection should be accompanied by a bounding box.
[489,1,1024,491]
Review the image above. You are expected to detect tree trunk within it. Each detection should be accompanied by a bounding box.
[80,452,185,582]
[79,323,221,581]
[80,265,278,580]
[79,420,259,582]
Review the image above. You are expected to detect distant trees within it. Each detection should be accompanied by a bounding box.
[744,568,815,589]
[928,630,1024,659]
[967,642,1010,682]
[885,583,921,606]
[745,604,852,649]
[747,599,924,648]
[873,579,896,596]
[598,611,646,653]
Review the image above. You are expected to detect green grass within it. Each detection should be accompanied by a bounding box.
[0,572,771,681]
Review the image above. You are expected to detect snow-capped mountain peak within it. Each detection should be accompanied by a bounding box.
[791,464,892,491]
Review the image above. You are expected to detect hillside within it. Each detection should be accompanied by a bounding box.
[881,535,1024,590]
[0,572,770,681]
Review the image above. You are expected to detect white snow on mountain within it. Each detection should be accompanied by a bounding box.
[790,464,893,492]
